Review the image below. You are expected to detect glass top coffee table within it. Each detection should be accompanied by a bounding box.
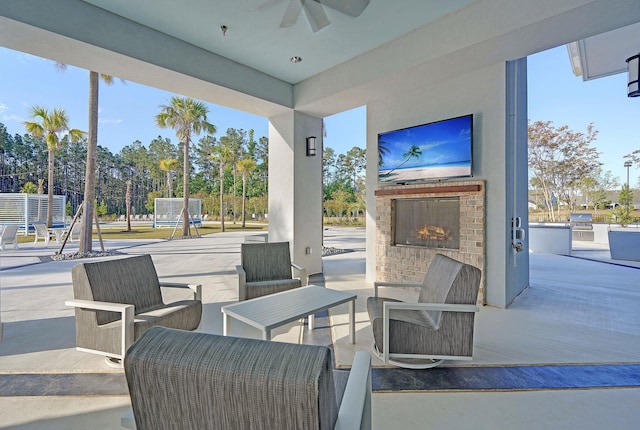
[221,285,357,343]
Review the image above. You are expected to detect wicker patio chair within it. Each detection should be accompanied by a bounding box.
[65,254,202,367]
[237,241,307,301]
[367,253,481,369]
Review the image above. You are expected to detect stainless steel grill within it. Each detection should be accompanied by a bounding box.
[570,213,594,241]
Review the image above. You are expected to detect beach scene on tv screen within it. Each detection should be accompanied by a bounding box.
[378,115,472,183]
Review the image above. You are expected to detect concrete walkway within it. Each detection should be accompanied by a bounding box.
[1,228,640,429]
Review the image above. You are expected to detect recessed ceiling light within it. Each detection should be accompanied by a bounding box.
[290,56,302,63]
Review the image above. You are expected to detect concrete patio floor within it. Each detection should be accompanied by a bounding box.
[1,228,640,429]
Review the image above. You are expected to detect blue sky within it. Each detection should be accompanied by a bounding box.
[0,45,637,185]
[528,46,639,185]
[0,46,365,159]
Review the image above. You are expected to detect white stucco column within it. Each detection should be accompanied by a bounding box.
[268,111,323,275]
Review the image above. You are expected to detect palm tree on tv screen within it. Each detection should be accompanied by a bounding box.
[382,144,422,177]
[378,139,390,166]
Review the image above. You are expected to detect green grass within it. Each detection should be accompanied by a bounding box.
[17,223,267,243]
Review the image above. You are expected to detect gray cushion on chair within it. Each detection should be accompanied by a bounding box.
[72,255,164,325]
[245,278,302,300]
[417,254,465,328]
[125,327,339,430]
[241,241,293,282]
[239,241,304,301]
[367,297,437,329]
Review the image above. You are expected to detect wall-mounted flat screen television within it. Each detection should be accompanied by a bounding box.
[378,114,473,184]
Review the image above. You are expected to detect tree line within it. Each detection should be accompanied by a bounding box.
[0,120,367,225]
[0,120,268,219]
[9,115,637,230]
[323,146,366,220]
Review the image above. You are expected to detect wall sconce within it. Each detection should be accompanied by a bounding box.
[626,53,640,97]
[306,136,317,156]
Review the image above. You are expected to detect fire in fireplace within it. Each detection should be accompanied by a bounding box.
[393,197,460,249]
[416,224,450,241]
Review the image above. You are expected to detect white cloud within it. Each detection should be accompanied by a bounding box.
[2,114,25,123]
[99,118,123,124]
[0,104,25,123]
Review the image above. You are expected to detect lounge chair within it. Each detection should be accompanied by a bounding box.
[367,253,482,369]
[65,255,202,366]
[33,222,53,246]
[0,224,19,251]
[237,241,307,301]
[122,327,372,430]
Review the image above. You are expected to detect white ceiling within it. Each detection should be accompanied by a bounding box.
[81,0,475,84]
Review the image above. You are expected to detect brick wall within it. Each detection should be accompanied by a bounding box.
[374,180,485,303]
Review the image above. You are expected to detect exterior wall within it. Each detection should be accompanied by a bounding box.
[366,61,529,308]
[375,180,485,303]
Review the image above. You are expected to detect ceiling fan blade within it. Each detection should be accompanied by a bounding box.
[316,0,370,17]
[303,0,330,32]
[280,0,303,28]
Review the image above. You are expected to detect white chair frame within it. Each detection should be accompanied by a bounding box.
[373,281,480,369]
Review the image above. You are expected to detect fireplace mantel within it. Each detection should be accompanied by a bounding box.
[375,184,481,197]
[375,180,485,303]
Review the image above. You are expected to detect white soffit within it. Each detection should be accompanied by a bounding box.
[569,22,640,81]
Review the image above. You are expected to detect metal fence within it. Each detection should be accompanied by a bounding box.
[528,212,611,224]
[0,193,66,234]
[153,198,202,227]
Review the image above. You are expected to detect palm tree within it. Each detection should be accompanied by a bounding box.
[156,97,216,236]
[383,145,422,177]
[159,158,179,197]
[213,145,234,232]
[236,158,256,227]
[20,181,38,194]
[24,106,85,227]
[402,145,423,164]
[81,71,116,253]
[55,62,118,253]
[377,139,390,166]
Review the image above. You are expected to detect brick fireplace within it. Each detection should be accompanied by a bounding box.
[375,180,485,303]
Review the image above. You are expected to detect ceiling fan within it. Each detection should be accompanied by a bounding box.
[279,0,370,33]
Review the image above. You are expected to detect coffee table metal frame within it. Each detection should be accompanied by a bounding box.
[221,285,357,343]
